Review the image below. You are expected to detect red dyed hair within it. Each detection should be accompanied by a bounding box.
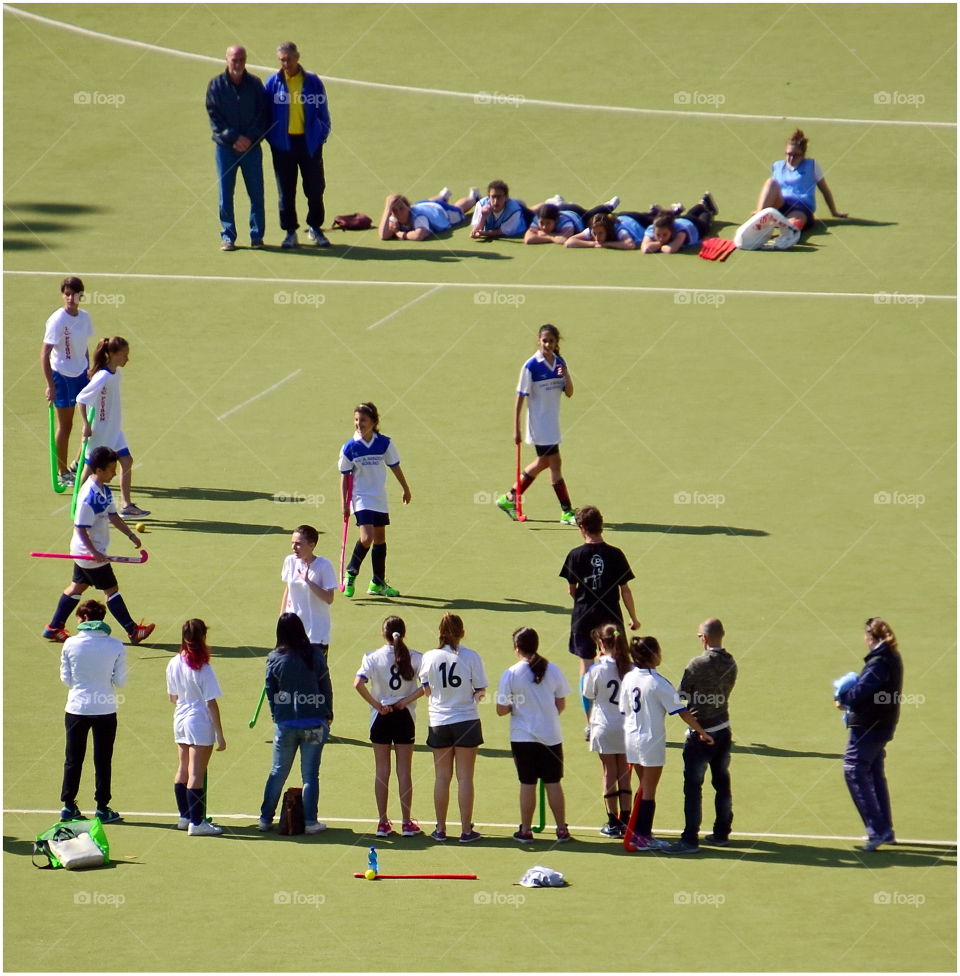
[180,618,210,670]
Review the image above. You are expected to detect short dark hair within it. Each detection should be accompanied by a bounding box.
[488,179,509,196]
[575,505,603,535]
[537,203,559,222]
[294,524,319,545]
[76,599,107,621]
[61,276,84,294]
[88,446,118,473]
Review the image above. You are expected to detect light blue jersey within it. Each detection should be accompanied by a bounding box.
[532,209,584,235]
[471,196,528,237]
[771,158,822,210]
[643,217,700,248]
[410,200,465,235]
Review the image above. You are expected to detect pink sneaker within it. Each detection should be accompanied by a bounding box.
[401,820,422,837]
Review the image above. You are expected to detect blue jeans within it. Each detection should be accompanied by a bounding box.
[260,722,328,825]
[215,142,265,242]
[681,726,733,844]
[843,726,894,841]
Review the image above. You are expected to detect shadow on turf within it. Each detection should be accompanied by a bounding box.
[606,522,769,537]
[326,734,512,758]
[353,595,568,615]
[139,519,289,536]
[134,485,283,503]
[263,243,513,263]
[136,643,273,659]
[702,839,956,869]
[4,201,108,250]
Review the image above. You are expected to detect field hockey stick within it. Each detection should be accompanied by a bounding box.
[531,779,546,833]
[70,408,93,519]
[30,549,149,564]
[49,406,67,494]
[623,780,643,852]
[353,873,477,880]
[514,441,527,522]
[248,687,267,728]
[339,473,353,590]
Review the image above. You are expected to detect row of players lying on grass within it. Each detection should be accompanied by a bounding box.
[378,129,846,251]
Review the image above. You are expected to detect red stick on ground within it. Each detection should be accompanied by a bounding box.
[353,873,478,880]
[623,784,644,852]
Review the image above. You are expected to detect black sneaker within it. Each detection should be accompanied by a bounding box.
[701,192,719,216]
[513,828,534,842]
[664,839,700,854]
[702,833,728,847]
[95,807,123,824]
[459,829,482,844]
[60,803,83,822]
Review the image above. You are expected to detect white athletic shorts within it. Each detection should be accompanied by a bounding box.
[173,702,215,746]
[589,722,626,754]
[626,733,666,768]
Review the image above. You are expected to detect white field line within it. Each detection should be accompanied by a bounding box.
[4,5,956,130]
[3,810,954,846]
[4,269,955,303]
[217,369,301,421]
[367,284,443,329]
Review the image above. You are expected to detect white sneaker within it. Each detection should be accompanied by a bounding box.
[188,820,224,836]
[468,186,480,203]
[281,231,299,249]
[305,821,328,835]
[176,817,189,830]
[437,186,451,202]
[545,194,566,207]
[604,195,620,210]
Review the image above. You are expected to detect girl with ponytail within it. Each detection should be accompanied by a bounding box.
[354,616,424,838]
[496,627,573,842]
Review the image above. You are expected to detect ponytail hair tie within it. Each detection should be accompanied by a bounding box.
[613,630,620,638]
[392,632,401,640]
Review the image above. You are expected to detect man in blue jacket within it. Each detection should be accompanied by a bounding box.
[265,42,332,249]
[205,45,270,251]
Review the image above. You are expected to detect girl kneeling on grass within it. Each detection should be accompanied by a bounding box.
[354,615,424,838]
[496,627,572,843]
[167,619,226,836]
[619,636,712,851]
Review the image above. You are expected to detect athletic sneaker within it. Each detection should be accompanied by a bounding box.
[43,626,70,643]
[468,186,480,203]
[188,820,224,836]
[257,818,272,832]
[600,822,625,838]
[664,839,699,854]
[401,820,423,837]
[560,510,577,525]
[305,821,327,834]
[376,820,394,838]
[281,231,299,249]
[220,236,236,251]
[58,471,75,486]
[702,833,729,847]
[627,833,657,851]
[545,193,566,207]
[250,239,264,249]
[555,826,572,843]
[343,573,357,598]
[583,725,590,741]
[437,186,451,202]
[60,803,83,822]
[670,202,685,215]
[701,191,719,216]
[604,194,620,210]
[95,807,122,824]
[120,505,150,519]
[429,828,447,842]
[459,829,482,844]
[367,582,400,597]
[128,622,156,645]
[307,226,331,248]
[496,494,518,521]
[176,817,189,830]
[513,828,534,842]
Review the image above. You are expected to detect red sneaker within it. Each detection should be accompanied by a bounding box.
[42,626,70,643]
[128,621,156,645]
[375,820,394,838]
[401,820,422,837]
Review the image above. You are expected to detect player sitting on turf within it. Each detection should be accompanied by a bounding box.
[379,188,480,241]
[641,194,718,253]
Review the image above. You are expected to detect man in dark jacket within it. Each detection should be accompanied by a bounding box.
[206,45,270,250]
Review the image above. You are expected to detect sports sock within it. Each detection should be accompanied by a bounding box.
[187,787,204,826]
[636,799,656,837]
[510,473,534,501]
[50,592,81,629]
[174,782,189,817]
[106,591,135,633]
[603,790,619,816]
[371,543,387,585]
[346,541,370,576]
[552,479,571,511]
[619,788,633,824]
[579,674,590,717]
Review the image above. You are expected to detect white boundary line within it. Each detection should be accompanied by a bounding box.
[217,369,301,421]
[4,269,955,303]
[4,4,955,130]
[4,809,954,845]
[367,284,443,329]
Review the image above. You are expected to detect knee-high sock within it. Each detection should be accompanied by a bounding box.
[510,472,534,500]
[106,591,135,633]
[50,592,81,629]
[174,782,189,818]
[346,541,370,576]
[636,799,656,837]
[187,787,205,826]
[371,543,387,584]
[552,479,572,511]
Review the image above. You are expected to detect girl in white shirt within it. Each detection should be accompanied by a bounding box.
[418,614,487,844]
[354,616,424,838]
[496,627,572,842]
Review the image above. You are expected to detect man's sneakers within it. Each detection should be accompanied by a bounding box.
[43,626,70,643]
[664,839,700,854]
[367,581,400,597]
[281,231,299,249]
[128,622,156,645]
[376,820,394,838]
[95,807,123,824]
[188,820,224,836]
[304,821,328,834]
[220,236,236,251]
[496,494,518,521]
[701,833,729,847]
[343,573,357,598]
[250,238,264,249]
[560,510,577,525]
[401,820,423,837]
[306,226,332,248]
[60,803,83,822]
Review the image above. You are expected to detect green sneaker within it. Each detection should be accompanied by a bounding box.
[343,573,357,598]
[496,494,518,521]
[368,581,400,597]
[560,510,577,525]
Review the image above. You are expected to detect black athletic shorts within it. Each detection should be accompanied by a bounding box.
[71,562,118,591]
[370,707,415,745]
[511,741,564,785]
[355,509,390,527]
[534,444,560,457]
[426,719,483,749]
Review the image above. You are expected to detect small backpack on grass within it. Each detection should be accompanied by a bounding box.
[277,788,305,835]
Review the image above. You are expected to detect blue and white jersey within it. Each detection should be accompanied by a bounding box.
[409,200,465,235]
[471,196,528,237]
[338,431,400,514]
[517,351,567,446]
[771,158,823,210]
[643,217,700,248]
[71,479,117,566]
[531,209,584,235]
[584,215,644,245]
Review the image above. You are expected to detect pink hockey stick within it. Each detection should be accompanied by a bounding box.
[31,549,149,564]
[339,473,353,591]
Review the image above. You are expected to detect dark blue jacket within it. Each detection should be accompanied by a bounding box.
[838,641,903,734]
[264,69,331,155]
[206,70,270,148]
[265,646,333,726]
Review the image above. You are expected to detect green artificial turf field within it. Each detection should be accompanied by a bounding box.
[3,4,956,973]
